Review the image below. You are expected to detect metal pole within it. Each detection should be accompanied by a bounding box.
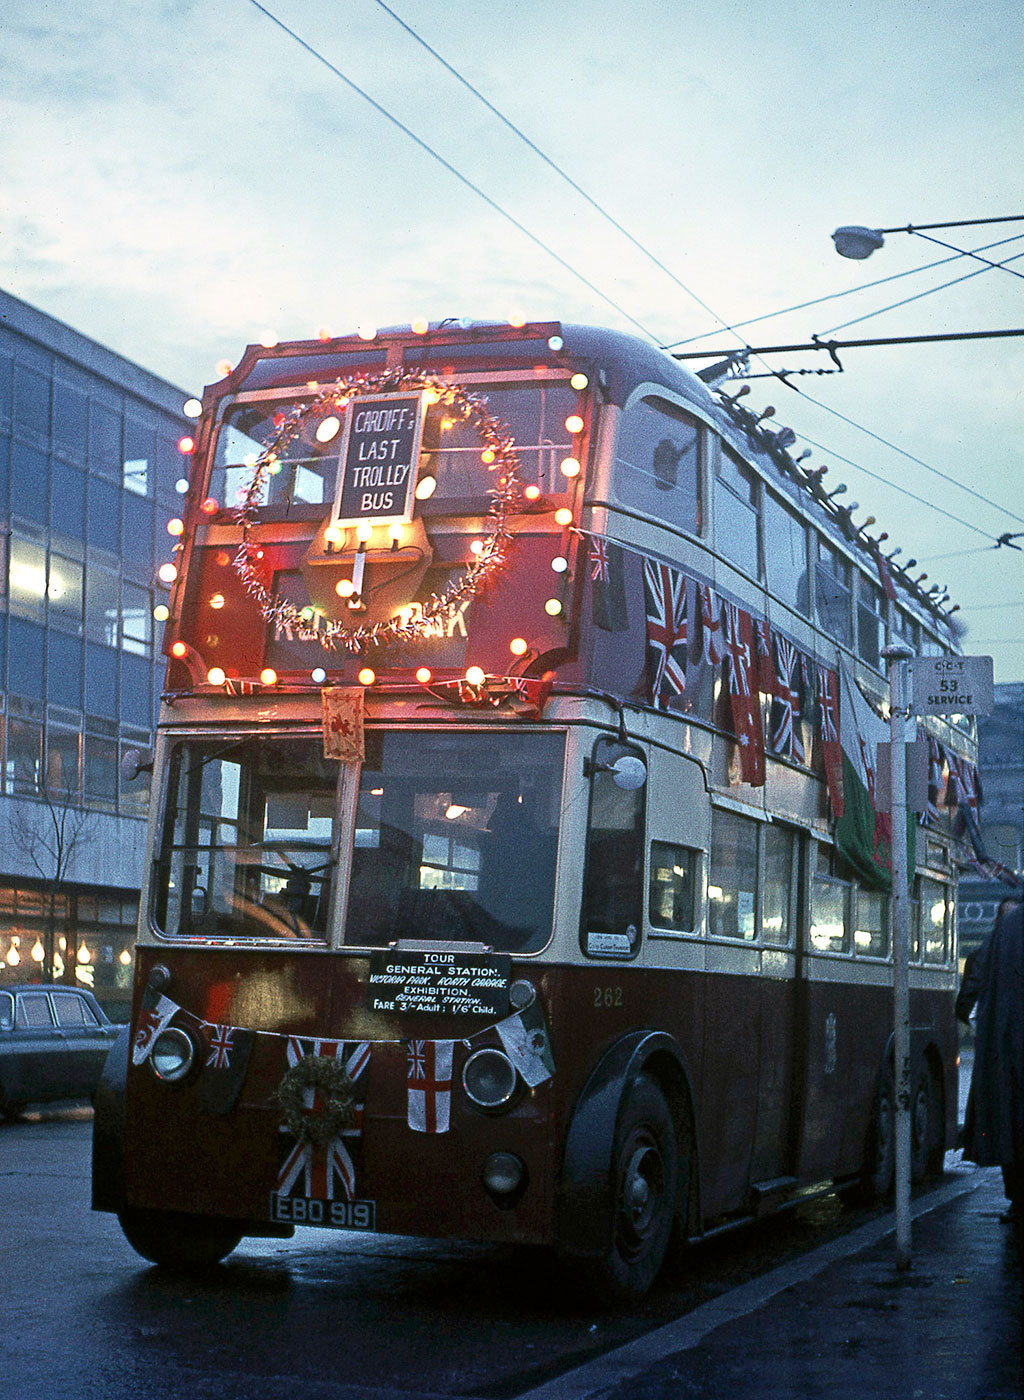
[884,645,914,1270]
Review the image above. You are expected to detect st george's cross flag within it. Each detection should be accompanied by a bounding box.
[276,1037,371,1202]
[407,1039,454,1134]
[642,557,688,709]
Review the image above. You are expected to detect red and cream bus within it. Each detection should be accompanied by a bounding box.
[93,320,975,1297]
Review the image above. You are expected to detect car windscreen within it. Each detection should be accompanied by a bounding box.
[344,729,565,954]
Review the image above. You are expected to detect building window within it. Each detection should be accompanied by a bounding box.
[10,441,49,526]
[6,715,42,795]
[51,461,87,541]
[87,476,121,554]
[13,366,50,440]
[9,538,48,623]
[89,405,122,478]
[46,632,84,710]
[48,553,84,635]
[53,384,88,458]
[85,567,119,647]
[8,619,46,702]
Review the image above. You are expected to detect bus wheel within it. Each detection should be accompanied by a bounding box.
[117,1207,244,1269]
[597,1075,678,1301]
[911,1067,942,1184]
[850,1066,895,1204]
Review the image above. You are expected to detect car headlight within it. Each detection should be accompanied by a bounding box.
[150,1027,196,1083]
[463,1047,517,1110]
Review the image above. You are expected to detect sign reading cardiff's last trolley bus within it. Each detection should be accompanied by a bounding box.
[93,320,968,1299]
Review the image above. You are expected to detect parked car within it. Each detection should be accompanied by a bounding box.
[0,985,122,1119]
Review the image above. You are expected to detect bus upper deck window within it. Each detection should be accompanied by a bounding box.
[612,397,701,536]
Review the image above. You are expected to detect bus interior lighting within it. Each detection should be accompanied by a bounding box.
[167,518,184,536]
[523,484,542,501]
[200,497,219,514]
[316,416,341,444]
[509,638,529,657]
[551,557,569,573]
[157,563,178,584]
[174,478,189,493]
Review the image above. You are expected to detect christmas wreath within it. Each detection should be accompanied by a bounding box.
[232,366,522,654]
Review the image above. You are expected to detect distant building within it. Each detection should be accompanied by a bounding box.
[0,288,189,1014]
[958,681,1024,959]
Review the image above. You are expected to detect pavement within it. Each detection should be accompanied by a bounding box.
[518,1158,1023,1400]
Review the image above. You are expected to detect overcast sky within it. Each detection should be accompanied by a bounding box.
[3,0,1022,679]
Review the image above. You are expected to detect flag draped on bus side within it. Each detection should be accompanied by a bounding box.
[642,558,688,709]
[834,667,892,890]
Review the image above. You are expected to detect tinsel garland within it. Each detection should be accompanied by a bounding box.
[232,367,522,655]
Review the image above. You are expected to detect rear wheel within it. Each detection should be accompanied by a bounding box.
[911,1066,944,1183]
[117,1207,244,1269]
[595,1075,678,1301]
[849,1065,895,1204]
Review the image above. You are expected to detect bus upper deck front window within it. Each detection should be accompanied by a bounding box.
[345,730,565,953]
[210,400,335,513]
[153,737,339,940]
[420,384,578,501]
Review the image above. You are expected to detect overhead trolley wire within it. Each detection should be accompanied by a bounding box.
[246,0,661,343]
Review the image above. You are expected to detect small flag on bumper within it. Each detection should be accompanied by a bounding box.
[199,1023,257,1114]
[496,1001,555,1087]
[407,1040,454,1133]
[131,990,180,1066]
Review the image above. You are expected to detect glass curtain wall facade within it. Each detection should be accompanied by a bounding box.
[0,288,189,1014]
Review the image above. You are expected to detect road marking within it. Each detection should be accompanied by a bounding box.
[514,1167,987,1400]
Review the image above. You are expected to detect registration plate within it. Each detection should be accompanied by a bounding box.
[270,1194,376,1231]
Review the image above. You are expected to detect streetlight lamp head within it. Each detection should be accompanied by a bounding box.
[832,225,886,260]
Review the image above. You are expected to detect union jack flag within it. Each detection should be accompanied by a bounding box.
[721,602,752,697]
[206,1023,234,1070]
[697,583,722,666]
[721,601,765,785]
[643,558,688,708]
[817,667,843,816]
[590,538,610,583]
[769,635,806,763]
[276,1037,371,1202]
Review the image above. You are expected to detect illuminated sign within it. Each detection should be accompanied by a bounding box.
[331,392,425,527]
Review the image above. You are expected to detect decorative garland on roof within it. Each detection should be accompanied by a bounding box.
[232,367,522,654]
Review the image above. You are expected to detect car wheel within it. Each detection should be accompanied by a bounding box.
[594,1074,678,1301]
[847,1065,895,1204]
[911,1066,943,1183]
[117,1207,244,1269]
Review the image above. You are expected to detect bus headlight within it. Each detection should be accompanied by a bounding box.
[150,1027,196,1083]
[462,1048,517,1110]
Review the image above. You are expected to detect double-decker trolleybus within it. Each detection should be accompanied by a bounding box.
[93,320,978,1297]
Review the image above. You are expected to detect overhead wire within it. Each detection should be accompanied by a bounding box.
[246,0,661,342]
[247,0,1019,550]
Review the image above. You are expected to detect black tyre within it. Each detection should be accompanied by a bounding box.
[850,1065,895,1204]
[911,1066,944,1183]
[595,1075,678,1301]
[118,1207,244,1270]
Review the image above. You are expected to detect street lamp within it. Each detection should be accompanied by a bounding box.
[832,213,1024,260]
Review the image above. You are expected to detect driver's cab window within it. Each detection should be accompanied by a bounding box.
[580,736,646,958]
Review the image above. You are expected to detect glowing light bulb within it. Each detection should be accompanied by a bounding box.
[412,317,429,335]
[551,556,569,573]
[509,638,528,657]
[415,666,432,684]
[119,949,132,966]
[465,666,485,686]
[324,524,344,546]
[7,946,20,967]
[356,522,373,544]
[481,448,496,465]
[311,667,327,684]
[171,641,188,659]
[565,414,584,434]
[260,331,279,348]
[175,478,189,494]
[470,539,484,556]
[32,940,44,963]
[183,398,203,418]
[77,943,91,964]
[544,598,563,616]
[560,457,581,478]
[554,507,573,526]
[177,436,195,454]
[153,604,170,622]
[570,372,589,390]
[167,518,184,536]
[387,522,405,543]
[317,326,331,342]
[158,562,178,584]
[415,475,437,500]
[201,497,219,514]
[216,360,233,378]
[207,667,227,686]
[547,335,564,351]
[260,668,278,686]
[357,324,377,341]
[316,416,341,443]
[523,484,542,501]
[336,578,356,598]
[422,387,440,405]
[509,312,526,328]
[358,667,376,686]
[209,593,225,609]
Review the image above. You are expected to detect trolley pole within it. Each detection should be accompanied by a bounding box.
[883,644,914,1271]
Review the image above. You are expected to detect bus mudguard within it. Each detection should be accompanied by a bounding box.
[91,1025,131,1214]
[557,1028,698,1257]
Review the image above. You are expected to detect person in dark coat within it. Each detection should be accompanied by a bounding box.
[962,900,1024,1216]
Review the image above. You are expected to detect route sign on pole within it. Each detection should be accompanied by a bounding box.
[910,655,994,717]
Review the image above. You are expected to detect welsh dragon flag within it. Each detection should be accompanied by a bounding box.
[835,667,893,890]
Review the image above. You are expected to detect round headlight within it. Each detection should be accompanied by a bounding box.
[463,1048,517,1110]
[150,1027,196,1082]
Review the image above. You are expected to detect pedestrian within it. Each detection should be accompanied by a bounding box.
[962,898,1024,1222]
